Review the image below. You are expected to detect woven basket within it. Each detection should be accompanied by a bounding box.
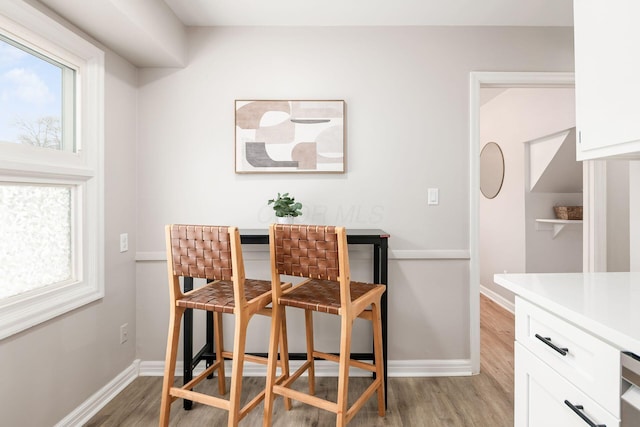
[553,206,583,220]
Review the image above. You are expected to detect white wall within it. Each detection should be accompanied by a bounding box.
[0,6,139,426]
[631,161,640,271]
[607,160,630,271]
[136,26,575,365]
[525,130,583,275]
[479,88,578,305]
[525,191,583,273]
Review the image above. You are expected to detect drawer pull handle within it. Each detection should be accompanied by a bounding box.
[564,400,606,427]
[535,334,568,356]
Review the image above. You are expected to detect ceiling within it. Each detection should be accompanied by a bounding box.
[164,0,574,27]
[36,0,574,67]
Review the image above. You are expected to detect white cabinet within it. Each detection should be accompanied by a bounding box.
[516,298,620,414]
[574,0,640,160]
[515,343,620,427]
[514,297,620,427]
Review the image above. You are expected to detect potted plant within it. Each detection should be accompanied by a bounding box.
[268,192,303,224]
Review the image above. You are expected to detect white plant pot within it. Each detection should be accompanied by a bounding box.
[276,216,294,224]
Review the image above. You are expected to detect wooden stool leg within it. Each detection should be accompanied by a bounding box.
[335,316,353,427]
[263,305,284,427]
[159,306,184,427]
[278,307,292,410]
[214,311,226,395]
[304,309,315,395]
[227,314,248,427]
[372,300,385,416]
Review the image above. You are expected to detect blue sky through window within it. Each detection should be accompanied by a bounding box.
[0,38,62,145]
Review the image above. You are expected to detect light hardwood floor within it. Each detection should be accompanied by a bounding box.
[86,294,514,426]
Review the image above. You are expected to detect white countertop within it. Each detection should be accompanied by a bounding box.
[494,272,640,356]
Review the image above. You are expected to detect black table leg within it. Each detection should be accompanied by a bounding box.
[372,241,388,408]
[380,238,388,409]
[206,311,215,378]
[183,277,194,410]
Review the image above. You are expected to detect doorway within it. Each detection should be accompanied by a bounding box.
[468,72,607,374]
[479,87,581,309]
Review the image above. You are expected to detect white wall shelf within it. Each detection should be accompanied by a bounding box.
[535,219,583,239]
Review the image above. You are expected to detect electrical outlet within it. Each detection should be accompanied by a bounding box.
[120,323,128,344]
[120,233,128,252]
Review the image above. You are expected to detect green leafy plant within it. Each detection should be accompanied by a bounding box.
[268,192,303,217]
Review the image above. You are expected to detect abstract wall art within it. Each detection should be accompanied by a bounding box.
[235,100,345,173]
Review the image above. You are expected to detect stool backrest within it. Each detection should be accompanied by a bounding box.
[165,224,246,304]
[269,224,351,308]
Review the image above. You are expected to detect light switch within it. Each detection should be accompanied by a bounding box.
[428,188,439,205]
[120,233,128,252]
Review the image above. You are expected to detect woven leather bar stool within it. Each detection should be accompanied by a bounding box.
[263,224,386,427]
[159,225,291,427]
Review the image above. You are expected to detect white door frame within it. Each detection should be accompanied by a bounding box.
[469,71,606,373]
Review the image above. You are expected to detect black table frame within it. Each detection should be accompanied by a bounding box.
[182,228,389,409]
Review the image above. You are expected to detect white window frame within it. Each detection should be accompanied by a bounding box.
[0,1,104,340]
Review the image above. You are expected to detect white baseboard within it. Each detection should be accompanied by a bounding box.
[138,358,473,378]
[389,359,473,377]
[55,360,140,427]
[59,357,472,425]
[140,360,371,377]
[480,285,515,314]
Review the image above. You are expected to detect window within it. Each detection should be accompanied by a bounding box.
[0,2,104,339]
[0,184,73,299]
[0,33,75,152]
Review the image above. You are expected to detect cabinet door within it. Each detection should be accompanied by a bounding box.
[574,0,640,160]
[515,297,620,415]
[515,343,619,427]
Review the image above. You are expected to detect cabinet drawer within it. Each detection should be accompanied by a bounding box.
[515,297,620,416]
[515,343,620,427]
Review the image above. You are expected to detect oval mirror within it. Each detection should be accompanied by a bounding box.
[480,142,504,199]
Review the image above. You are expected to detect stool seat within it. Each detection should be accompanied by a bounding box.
[178,279,273,314]
[280,279,382,315]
